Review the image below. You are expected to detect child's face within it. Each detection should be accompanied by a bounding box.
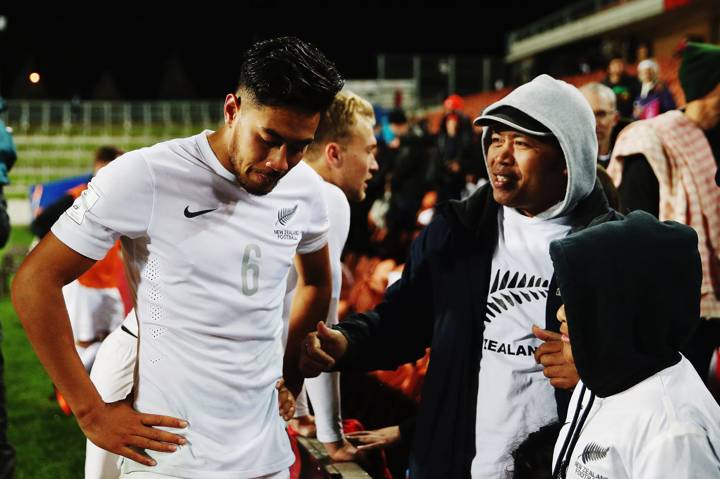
[557,305,574,365]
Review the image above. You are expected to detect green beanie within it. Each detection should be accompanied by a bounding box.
[679,42,720,102]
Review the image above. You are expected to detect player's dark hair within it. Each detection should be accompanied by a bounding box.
[238,36,344,113]
[94,146,123,163]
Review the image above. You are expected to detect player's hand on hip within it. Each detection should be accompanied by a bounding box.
[77,397,187,467]
[532,324,579,390]
[276,379,296,421]
[299,321,348,377]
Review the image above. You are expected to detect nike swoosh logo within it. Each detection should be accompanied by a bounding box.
[184,206,216,218]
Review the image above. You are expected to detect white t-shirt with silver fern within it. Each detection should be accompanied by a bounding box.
[52,131,329,478]
[471,206,571,479]
[554,356,720,479]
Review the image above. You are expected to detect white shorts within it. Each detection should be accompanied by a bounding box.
[63,280,125,342]
[86,325,138,479]
[90,324,137,402]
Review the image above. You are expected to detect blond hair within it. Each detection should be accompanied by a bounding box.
[304,90,375,160]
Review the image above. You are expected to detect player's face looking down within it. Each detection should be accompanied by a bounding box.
[225,94,320,195]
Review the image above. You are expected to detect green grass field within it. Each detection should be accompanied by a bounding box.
[1,227,86,478]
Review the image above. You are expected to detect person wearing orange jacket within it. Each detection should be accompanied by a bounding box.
[30,146,125,374]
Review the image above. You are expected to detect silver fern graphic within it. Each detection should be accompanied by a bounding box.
[581,442,610,465]
[276,204,298,226]
[485,270,549,322]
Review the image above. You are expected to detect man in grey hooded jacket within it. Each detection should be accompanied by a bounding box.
[300,74,611,478]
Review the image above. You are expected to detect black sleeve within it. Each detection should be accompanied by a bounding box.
[30,194,74,238]
[334,214,450,372]
[618,154,659,217]
[398,415,416,446]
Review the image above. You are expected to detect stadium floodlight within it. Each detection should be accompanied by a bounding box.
[0,16,6,32]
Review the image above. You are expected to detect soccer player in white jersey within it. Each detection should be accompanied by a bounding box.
[12,36,343,478]
[285,91,378,461]
[83,90,379,477]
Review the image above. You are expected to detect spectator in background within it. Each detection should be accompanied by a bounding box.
[636,42,651,62]
[579,83,620,168]
[384,108,432,262]
[30,146,123,238]
[30,146,126,377]
[0,97,15,479]
[633,59,676,120]
[609,42,720,383]
[602,57,639,120]
[436,94,474,202]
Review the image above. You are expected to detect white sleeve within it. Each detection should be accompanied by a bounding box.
[325,187,350,265]
[324,184,350,299]
[296,182,329,255]
[305,370,343,443]
[635,427,720,478]
[294,386,310,418]
[51,152,154,260]
[304,298,344,442]
[303,185,348,443]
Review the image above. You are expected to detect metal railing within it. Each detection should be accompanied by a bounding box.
[2,100,224,198]
[4,100,223,136]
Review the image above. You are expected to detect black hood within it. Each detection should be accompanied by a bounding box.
[549,210,701,397]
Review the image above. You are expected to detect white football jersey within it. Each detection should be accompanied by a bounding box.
[52,131,329,478]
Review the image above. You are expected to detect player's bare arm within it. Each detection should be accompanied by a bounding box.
[284,244,332,397]
[11,233,187,467]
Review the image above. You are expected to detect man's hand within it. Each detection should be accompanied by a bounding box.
[276,379,296,421]
[77,398,187,467]
[323,438,361,462]
[532,325,579,390]
[299,322,348,377]
[346,425,401,451]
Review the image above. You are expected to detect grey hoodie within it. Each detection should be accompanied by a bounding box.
[479,74,598,219]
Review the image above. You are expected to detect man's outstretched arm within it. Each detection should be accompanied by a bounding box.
[300,214,447,377]
[284,244,332,397]
[11,233,187,467]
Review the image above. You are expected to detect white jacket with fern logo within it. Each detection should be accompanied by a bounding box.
[553,356,720,479]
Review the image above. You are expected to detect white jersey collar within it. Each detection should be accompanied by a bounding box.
[196,129,237,183]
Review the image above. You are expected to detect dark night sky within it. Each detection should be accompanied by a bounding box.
[1,6,579,99]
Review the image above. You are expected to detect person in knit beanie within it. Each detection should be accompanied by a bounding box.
[607,41,720,383]
[679,41,720,104]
